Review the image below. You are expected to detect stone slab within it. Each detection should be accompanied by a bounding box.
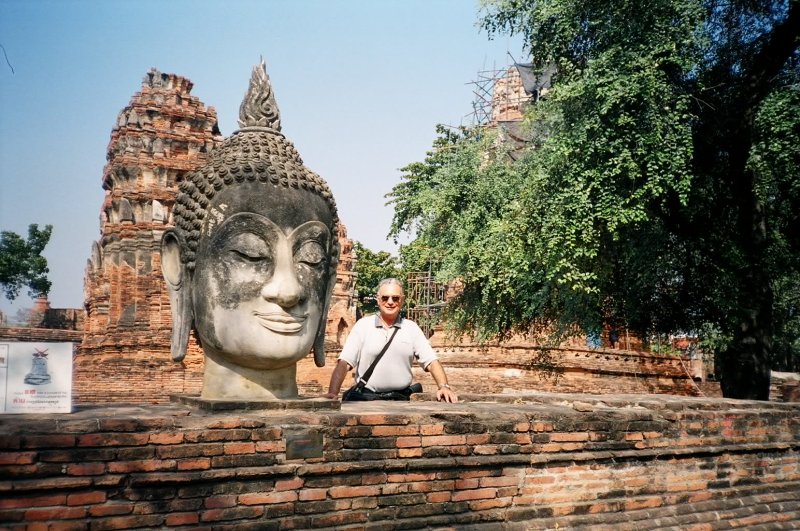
[170,394,341,411]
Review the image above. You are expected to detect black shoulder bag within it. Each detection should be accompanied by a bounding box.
[343,327,417,401]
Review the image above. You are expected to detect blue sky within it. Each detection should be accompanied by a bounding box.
[0,0,522,315]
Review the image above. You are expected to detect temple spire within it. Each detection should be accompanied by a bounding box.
[238,57,282,131]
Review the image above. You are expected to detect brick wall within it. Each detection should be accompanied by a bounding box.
[0,394,797,529]
[295,343,707,399]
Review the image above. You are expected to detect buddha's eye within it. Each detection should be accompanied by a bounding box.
[295,240,326,266]
[226,233,270,263]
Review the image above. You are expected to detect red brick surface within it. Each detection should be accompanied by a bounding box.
[0,394,798,529]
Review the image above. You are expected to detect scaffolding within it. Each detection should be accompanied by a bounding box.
[405,271,448,337]
[464,62,552,127]
[466,68,505,126]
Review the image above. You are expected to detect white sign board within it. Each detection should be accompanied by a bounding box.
[0,342,73,414]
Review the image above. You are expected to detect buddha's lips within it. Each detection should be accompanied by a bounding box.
[252,311,307,334]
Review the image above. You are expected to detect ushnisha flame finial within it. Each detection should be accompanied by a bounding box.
[238,57,282,131]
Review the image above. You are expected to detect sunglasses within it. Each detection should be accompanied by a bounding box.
[379,295,402,303]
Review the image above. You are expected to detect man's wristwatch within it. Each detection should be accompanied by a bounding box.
[438,384,451,390]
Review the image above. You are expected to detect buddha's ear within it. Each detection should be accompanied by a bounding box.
[161,229,193,362]
[313,237,340,367]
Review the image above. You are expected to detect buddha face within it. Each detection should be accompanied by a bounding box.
[190,182,334,370]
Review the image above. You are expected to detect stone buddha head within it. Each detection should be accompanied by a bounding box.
[161,59,339,400]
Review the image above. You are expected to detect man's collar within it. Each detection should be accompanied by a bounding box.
[373,314,404,328]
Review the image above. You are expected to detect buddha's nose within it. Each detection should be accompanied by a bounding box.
[261,244,303,308]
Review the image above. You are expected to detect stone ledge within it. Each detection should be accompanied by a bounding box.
[170,394,341,411]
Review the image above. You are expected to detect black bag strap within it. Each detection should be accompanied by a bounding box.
[356,327,400,391]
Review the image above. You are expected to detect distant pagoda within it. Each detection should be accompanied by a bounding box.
[76,69,357,404]
[77,70,222,403]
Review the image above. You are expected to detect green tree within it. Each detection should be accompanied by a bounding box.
[353,241,402,316]
[0,224,53,301]
[388,0,800,398]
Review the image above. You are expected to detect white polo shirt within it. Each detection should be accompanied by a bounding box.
[338,315,438,392]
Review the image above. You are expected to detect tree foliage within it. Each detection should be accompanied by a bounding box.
[0,224,53,301]
[388,0,800,398]
[353,241,403,316]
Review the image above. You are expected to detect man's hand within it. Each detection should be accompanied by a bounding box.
[427,360,458,403]
[323,359,352,399]
[436,386,458,403]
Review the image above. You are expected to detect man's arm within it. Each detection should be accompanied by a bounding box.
[426,360,458,403]
[324,359,353,399]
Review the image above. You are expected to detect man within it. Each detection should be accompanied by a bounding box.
[325,278,458,403]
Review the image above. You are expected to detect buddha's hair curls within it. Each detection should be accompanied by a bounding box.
[172,129,339,270]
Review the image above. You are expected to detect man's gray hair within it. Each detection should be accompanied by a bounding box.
[377,278,404,293]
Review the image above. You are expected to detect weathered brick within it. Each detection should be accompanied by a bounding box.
[149,433,184,445]
[480,476,521,488]
[371,425,420,436]
[0,436,22,450]
[165,512,200,526]
[107,459,175,473]
[358,415,408,426]
[398,448,423,458]
[310,510,369,528]
[0,452,37,465]
[187,429,252,443]
[395,436,421,448]
[177,457,211,470]
[87,514,164,530]
[295,500,337,515]
[420,424,445,436]
[39,448,116,463]
[211,454,276,468]
[352,497,378,510]
[377,493,427,507]
[239,491,297,505]
[88,502,134,517]
[329,485,381,499]
[67,462,106,476]
[396,501,448,518]
[204,494,237,509]
[550,432,590,442]
[362,472,388,485]
[0,509,24,523]
[276,477,304,490]
[298,488,327,501]
[25,506,86,520]
[427,491,452,503]
[466,434,492,445]
[169,498,203,511]
[76,433,150,447]
[0,495,67,509]
[255,440,286,452]
[421,435,467,447]
[452,488,497,502]
[67,491,107,505]
[251,427,283,441]
[207,419,265,430]
[200,506,265,522]
[223,441,256,455]
[22,434,76,448]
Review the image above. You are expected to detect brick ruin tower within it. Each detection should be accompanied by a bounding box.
[76,69,358,404]
[77,70,222,403]
[327,224,357,345]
